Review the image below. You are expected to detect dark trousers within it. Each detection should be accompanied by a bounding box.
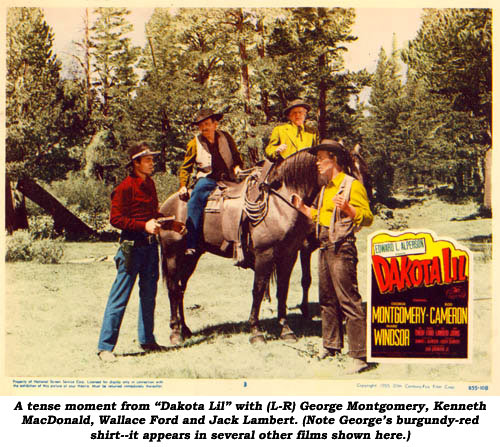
[318,228,366,359]
[186,177,218,250]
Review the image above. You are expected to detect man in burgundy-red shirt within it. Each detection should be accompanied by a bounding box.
[109,169,162,235]
[97,142,166,361]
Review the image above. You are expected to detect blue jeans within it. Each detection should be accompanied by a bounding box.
[97,242,159,352]
[186,177,218,250]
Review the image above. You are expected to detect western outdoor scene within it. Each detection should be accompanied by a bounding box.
[4,7,492,380]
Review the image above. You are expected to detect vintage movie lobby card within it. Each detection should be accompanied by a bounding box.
[368,230,472,363]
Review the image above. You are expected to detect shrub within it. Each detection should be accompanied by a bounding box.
[74,209,111,233]
[49,172,113,215]
[5,230,64,263]
[153,171,179,201]
[6,230,33,262]
[25,199,46,217]
[31,239,64,264]
[28,215,57,239]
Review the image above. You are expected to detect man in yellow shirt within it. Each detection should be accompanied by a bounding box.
[265,99,319,161]
[293,139,374,374]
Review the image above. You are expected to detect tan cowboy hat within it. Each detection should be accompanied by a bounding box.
[191,108,224,126]
[284,98,311,117]
[126,142,160,167]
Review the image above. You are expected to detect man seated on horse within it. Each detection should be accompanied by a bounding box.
[293,139,374,374]
[178,109,243,256]
[265,98,319,161]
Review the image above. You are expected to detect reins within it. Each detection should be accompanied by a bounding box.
[242,165,304,227]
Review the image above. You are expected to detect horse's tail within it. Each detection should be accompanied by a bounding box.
[158,191,187,284]
[263,263,278,303]
[350,144,373,202]
[270,263,277,287]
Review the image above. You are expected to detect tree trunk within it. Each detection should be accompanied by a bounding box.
[239,41,251,114]
[261,91,271,124]
[318,54,327,139]
[484,147,492,210]
[5,176,29,233]
[84,8,92,121]
[16,177,95,240]
[257,21,271,124]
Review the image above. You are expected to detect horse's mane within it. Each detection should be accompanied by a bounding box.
[267,149,321,202]
[350,144,373,201]
[264,144,372,203]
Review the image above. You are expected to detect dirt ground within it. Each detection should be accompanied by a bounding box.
[4,196,493,383]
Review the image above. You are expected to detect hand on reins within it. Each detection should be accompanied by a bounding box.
[291,193,311,219]
[275,143,287,155]
[179,186,189,202]
[291,193,303,209]
[145,218,162,235]
[333,195,356,219]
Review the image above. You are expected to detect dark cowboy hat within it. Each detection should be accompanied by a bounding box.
[308,139,351,167]
[284,98,311,117]
[125,143,160,167]
[191,108,224,126]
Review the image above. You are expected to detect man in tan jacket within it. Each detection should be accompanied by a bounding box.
[178,109,243,256]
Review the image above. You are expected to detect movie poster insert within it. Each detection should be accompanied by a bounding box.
[368,230,472,363]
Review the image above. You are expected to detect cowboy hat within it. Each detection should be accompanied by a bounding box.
[191,108,224,126]
[308,139,351,167]
[284,99,311,116]
[126,142,160,167]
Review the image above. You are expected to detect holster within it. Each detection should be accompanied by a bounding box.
[119,240,135,274]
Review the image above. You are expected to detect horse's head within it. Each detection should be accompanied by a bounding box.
[267,149,322,206]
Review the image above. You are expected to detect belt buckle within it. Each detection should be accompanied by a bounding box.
[146,235,155,245]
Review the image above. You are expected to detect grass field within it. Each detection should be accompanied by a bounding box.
[4,197,493,381]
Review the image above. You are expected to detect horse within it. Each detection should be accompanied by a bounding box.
[158,149,322,345]
[285,143,373,319]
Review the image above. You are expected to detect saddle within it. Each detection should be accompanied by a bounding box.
[202,166,267,266]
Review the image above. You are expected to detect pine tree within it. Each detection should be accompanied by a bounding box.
[85,7,141,179]
[6,7,73,182]
[401,8,491,200]
[360,37,403,202]
[90,7,140,125]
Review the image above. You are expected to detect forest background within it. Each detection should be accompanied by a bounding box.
[4,6,492,256]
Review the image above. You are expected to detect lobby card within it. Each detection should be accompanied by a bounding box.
[368,230,472,363]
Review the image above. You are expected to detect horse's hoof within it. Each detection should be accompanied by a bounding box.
[280,331,298,343]
[299,305,310,319]
[249,333,266,344]
[170,331,184,346]
[181,326,193,339]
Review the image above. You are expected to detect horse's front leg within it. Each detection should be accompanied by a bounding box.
[177,288,193,340]
[276,249,299,342]
[167,251,200,345]
[299,233,319,319]
[299,246,312,319]
[248,248,273,344]
[166,270,184,346]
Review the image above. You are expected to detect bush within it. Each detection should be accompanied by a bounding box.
[28,215,57,239]
[6,230,32,262]
[49,172,113,215]
[5,230,64,264]
[31,239,64,264]
[73,209,111,233]
[25,199,46,217]
[153,171,179,202]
